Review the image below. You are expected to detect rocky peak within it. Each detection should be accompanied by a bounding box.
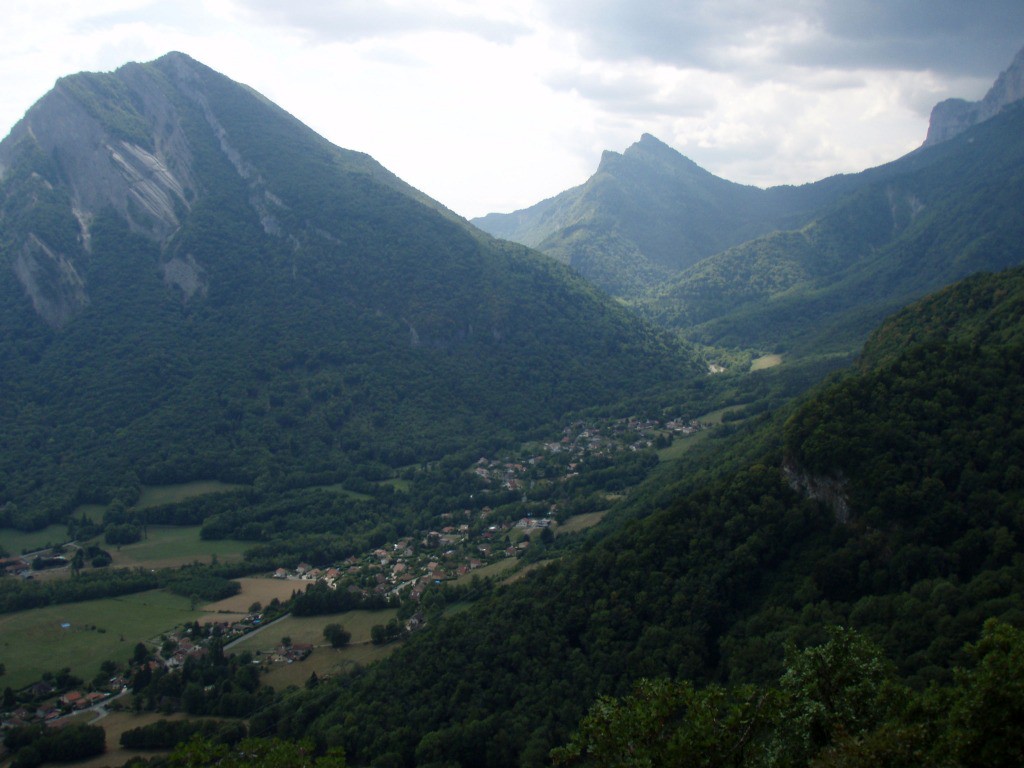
[924,46,1024,147]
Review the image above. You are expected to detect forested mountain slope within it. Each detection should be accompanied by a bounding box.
[644,100,1024,355]
[473,134,855,297]
[257,267,1024,766]
[0,53,699,529]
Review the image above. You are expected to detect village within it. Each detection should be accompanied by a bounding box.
[266,415,707,606]
[0,414,708,736]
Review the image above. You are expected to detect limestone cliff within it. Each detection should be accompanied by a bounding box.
[923,46,1024,147]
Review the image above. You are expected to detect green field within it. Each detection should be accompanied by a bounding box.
[229,609,402,689]
[656,407,731,461]
[228,609,398,654]
[455,558,519,582]
[134,480,248,510]
[307,484,373,501]
[0,590,201,689]
[0,524,70,556]
[750,354,784,371]
[105,525,250,569]
[556,511,608,535]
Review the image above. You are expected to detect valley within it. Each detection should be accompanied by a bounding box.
[1,44,1023,768]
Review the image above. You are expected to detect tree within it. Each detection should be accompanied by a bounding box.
[370,625,386,646]
[168,735,346,768]
[323,624,351,648]
[133,642,149,665]
[551,678,772,767]
[946,619,1024,768]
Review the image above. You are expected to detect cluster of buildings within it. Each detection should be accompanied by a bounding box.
[0,679,121,732]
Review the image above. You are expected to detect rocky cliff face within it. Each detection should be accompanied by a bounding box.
[782,456,851,524]
[924,46,1024,147]
[0,55,204,327]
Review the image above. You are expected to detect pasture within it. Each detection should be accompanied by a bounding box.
[556,511,607,535]
[229,608,402,689]
[750,353,784,371]
[107,526,249,569]
[0,590,201,689]
[0,524,70,556]
[134,480,248,510]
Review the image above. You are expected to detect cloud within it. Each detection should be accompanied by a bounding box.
[543,0,1024,78]
[545,65,717,118]
[230,0,532,46]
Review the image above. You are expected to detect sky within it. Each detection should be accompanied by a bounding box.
[1,1,1021,219]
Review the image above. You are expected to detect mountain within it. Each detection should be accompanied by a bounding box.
[924,45,1024,146]
[250,265,1024,766]
[0,53,700,528]
[645,99,1024,355]
[473,134,854,297]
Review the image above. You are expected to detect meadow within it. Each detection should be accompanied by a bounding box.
[749,353,784,371]
[228,608,402,689]
[0,524,71,556]
[106,526,250,569]
[133,481,248,510]
[0,591,202,689]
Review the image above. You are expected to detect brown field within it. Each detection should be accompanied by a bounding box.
[203,577,305,613]
[65,709,194,768]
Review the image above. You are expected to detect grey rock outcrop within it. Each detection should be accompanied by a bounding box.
[923,46,1024,147]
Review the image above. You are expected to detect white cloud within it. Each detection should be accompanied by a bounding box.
[0,1,1020,218]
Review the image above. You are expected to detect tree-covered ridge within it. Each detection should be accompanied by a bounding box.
[473,134,851,298]
[642,101,1024,355]
[553,621,1024,768]
[0,53,701,527]
[243,267,1024,766]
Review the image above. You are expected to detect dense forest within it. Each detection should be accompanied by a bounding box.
[1,49,1023,768]
[226,267,1024,766]
[0,52,700,532]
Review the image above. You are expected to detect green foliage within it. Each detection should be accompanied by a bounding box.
[553,622,1024,768]
[551,678,772,768]
[474,134,848,299]
[4,723,105,768]
[168,736,346,768]
[120,719,247,750]
[0,53,701,532]
[322,623,351,648]
[643,102,1024,356]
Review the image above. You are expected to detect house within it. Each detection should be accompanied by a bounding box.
[273,567,288,579]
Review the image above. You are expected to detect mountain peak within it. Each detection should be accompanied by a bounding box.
[924,45,1024,146]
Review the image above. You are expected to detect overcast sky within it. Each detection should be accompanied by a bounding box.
[1,1,1021,219]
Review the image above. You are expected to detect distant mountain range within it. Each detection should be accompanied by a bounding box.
[475,47,1024,357]
[0,52,698,524]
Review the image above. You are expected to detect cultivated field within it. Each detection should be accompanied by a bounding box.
[203,577,304,614]
[68,710,240,768]
[0,590,203,689]
[106,526,250,569]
